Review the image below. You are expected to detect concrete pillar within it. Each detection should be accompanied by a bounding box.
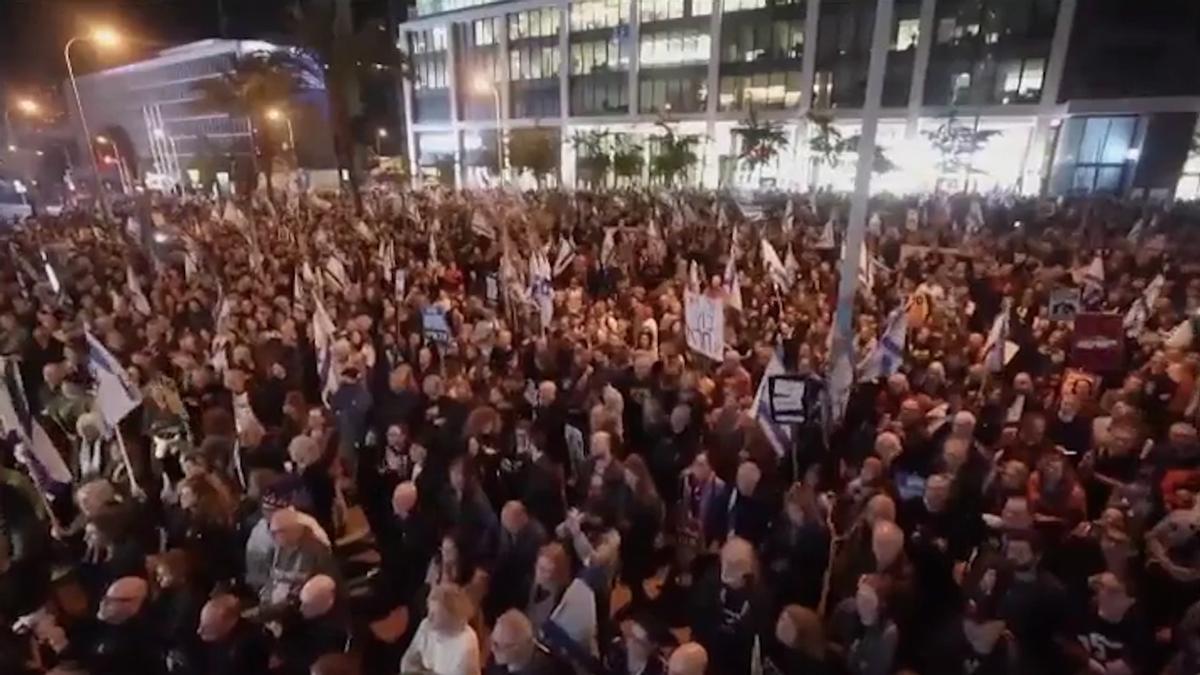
[830,0,894,419]
[399,32,419,184]
[445,23,464,187]
[628,0,641,115]
[1040,0,1076,108]
[797,0,821,188]
[905,0,936,138]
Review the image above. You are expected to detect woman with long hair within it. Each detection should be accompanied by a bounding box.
[617,454,665,612]
[401,583,482,675]
[762,483,831,610]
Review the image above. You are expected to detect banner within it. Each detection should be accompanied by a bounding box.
[768,376,809,424]
[1048,287,1081,322]
[422,307,452,344]
[1071,312,1124,372]
[684,291,725,361]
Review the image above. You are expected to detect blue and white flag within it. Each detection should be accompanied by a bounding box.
[782,198,795,235]
[529,251,554,330]
[761,239,791,291]
[815,215,836,250]
[126,265,151,315]
[0,357,72,487]
[312,296,339,403]
[1081,255,1105,308]
[858,306,908,382]
[553,236,576,278]
[752,351,793,458]
[984,300,1012,373]
[85,331,143,427]
[1123,274,1164,337]
[1127,217,1146,243]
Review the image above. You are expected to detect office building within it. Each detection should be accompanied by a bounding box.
[64,39,335,192]
[396,0,1200,199]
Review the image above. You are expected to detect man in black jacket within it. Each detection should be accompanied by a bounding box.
[189,594,270,675]
[75,576,165,675]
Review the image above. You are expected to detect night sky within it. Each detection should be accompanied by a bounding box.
[0,0,300,88]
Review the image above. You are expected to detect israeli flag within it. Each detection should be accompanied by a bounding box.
[312,296,339,403]
[752,351,793,458]
[0,357,72,487]
[85,331,143,426]
[858,306,908,382]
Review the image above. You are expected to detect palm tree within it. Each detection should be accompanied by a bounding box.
[922,110,1001,192]
[612,136,645,186]
[650,122,701,187]
[193,50,312,198]
[290,0,410,214]
[805,109,845,192]
[572,130,611,189]
[732,108,789,178]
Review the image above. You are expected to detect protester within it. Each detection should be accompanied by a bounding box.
[1,187,1200,675]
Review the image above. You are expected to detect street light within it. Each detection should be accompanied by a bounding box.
[376,127,388,156]
[66,25,122,216]
[265,107,296,157]
[473,75,505,182]
[94,134,131,194]
[4,96,43,151]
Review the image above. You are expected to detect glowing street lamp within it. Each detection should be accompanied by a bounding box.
[473,76,505,181]
[265,107,296,155]
[375,127,389,155]
[65,25,123,214]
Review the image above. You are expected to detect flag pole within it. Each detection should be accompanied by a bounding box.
[113,429,142,496]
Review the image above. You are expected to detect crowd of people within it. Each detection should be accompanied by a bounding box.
[1,184,1200,675]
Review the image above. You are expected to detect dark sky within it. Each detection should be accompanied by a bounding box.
[0,0,299,88]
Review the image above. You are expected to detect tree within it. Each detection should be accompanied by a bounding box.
[841,134,898,175]
[650,122,701,187]
[732,109,788,175]
[922,111,1001,192]
[290,0,410,214]
[612,136,645,186]
[806,109,846,191]
[509,130,559,187]
[572,130,611,188]
[193,50,311,198]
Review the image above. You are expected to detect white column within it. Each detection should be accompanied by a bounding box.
[702,0,723,188]
[559,3,570,122]
[1040,0,1076,108]
[905,0,936,138]
[797,0,821,188]
[400,33,419,184]
[445,23,464,187]
[830,0,894,406]
[628,0,641,115]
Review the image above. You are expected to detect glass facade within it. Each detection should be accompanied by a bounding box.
[1049,116,1136,194]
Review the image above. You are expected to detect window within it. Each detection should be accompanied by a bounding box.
[722,19,803,62]
[993,57,1044,103]
[640,29,710,66]
[638,74,705,112]
[569,0,628,31]
[952,71,971,103]
[894,18,919,51]
[1052,116,1136,195]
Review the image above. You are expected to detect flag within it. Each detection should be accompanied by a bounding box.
[529,251,554,330]
[1127,217,1145,243]
[723,254,743,312]
[126,265,152,315]
[472,210,496,239]
[311,296,339,403]
[858,306,908,382]
[761,239,791,291]
[0,357,72,487]
[752,350,793,458]
[324,254,350,291]
[815,216,835,250]
[827,341,855,427]
[428,230,438,264]
[905,208,920,232]
[85,331,143,426]
[1166,318,1194,350]
[1082,255,1105,308]
[600,228,617,268]
[868,211,882,235]
[1123,274,1164,337]
[213,285,233,333]
[984,300,1012,373]
[782,198,795,235]
[293,269,305,306]
[966,200,984,234]
[784,244,800,280]
[553,236,576,278]
[689,260,703,291]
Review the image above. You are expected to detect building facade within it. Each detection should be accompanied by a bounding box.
[64,39,335,192]
[397,0,1199,198]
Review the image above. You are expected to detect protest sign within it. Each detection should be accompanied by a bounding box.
[768,375,809,424]
[1071,313,1124,372]
[1048,287,1081,322]
[1061,368,1100,403]
[485,273,499,305]
[684,291,725,361]
[422,307,452,344]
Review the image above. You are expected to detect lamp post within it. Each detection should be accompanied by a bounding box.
[65,26,121,217]
[265,107,297,162]
[95,135,131,194]
[376,128,388,157]
[473,76,505,182]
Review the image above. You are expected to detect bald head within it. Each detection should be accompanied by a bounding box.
[492,610,536,668]
[501,501,529,534]
[720,536,756,589]
[392,482,418,517]
[865,494,897,526]
[668,643,708,675]
[98,576,148,624]
[299,574,337,619]
[198,594,241,642]
[872,520,905,569]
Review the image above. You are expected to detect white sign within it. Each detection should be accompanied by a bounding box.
[422,307,451,344]
[685,291,725,361]
[1049,287,1081,322]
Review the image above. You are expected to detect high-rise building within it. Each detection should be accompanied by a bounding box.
[395,0,1199,198]
[64,39,336,193]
